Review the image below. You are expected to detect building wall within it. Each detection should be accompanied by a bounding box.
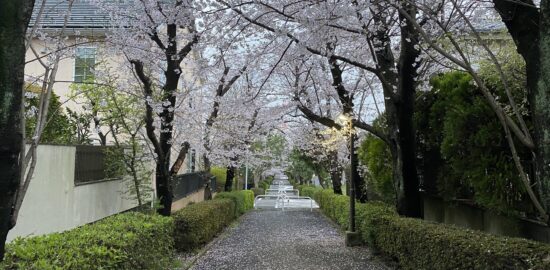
[7,145,139,241]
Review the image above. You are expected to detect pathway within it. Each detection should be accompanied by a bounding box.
[190,210,390,270]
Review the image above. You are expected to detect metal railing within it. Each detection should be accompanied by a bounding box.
[265,189,299,196]
[253,194,317,211]
[172,172,215,201]
[74,145,122,185]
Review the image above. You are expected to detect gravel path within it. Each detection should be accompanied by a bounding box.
[190,209,390,270]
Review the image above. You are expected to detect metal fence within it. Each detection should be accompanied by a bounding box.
[74,145,121,185]
[172,172,216,201]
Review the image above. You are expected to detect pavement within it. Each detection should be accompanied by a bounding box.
[189,209,390,270]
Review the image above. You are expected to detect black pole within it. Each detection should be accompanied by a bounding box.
[349,130,356,232]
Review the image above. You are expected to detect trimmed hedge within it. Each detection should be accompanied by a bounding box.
[2,190,257,268]
[1,212,174,270]
[251,187,264,197]
[173,198,235,251]
[215,190,254,216]
[173,190,254,251]
[374,215,550,269]
[299,186,550,270]
[210,167,227,192]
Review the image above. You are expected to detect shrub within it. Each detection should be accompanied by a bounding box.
[251,187,264,197]
[214,190,254,216]
[172,190,254,251]
[358,133,395,204]
[172,198,235,251]
[305,186,550,270]
[1,212,174,270]
[299,185,318,198]
[210,167,227,192]
[373,215,550,269]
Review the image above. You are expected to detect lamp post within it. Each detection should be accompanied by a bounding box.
[245,150,249,190]
[338,114,360,246]
[349,123,356,233]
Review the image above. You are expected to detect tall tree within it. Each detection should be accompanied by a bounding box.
[219,0,424,217]
[492,0,550,216]
[0,0,35,261]
[95,0,199,216]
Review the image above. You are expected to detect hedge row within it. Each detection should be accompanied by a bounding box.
[214,190,254,216]
[173,190,254,251]
[1,212,174,270]
[299,186,550,270]
[251,187,264,198]
[2,190,255,269]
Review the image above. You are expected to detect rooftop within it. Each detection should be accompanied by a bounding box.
[30,0,111,36]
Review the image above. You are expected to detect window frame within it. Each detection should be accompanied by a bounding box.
[74,47,97,83]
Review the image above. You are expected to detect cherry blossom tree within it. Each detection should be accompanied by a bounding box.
[215,0,428,217]
[92,0,201,215]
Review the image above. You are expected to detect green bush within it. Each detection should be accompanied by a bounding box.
[1,212,174,270]
[373,216,550,269]
[210,167,227,192]
[414,70,532,214]
[172,198,235,251]
[304,186,550,270]
[299,185,318,198]
[251,187,264,197]
[215,190,254,216]
[172,190,254,251]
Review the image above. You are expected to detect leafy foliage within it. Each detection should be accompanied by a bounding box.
[251,187,264,197]
[24,85,74,144]
[416,70,531,214]
[1,212,174,270]
[172,190,254,251]
[359,63,531,214]
[172,198,235,251]
[210,166,227,192]
[358,134,395,204]
[286,149,323,185]
[373,216,550,270]
[215,190,254,216]
[301,186,550,270]
[357,115,395,204]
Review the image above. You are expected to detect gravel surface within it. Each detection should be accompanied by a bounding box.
[190,209,390,270]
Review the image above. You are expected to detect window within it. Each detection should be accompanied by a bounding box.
[74,47,96,83]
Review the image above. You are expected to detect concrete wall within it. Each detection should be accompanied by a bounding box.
[423,196,550,243]
[7,145,138,241]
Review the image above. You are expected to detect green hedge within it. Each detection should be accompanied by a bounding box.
[215,190,254,216]
[173,198,235,251]
[1,212,174,270]
[300,186,550,270]
[173,190,254,251]
[374,215,550,269]
[210,167,227,192]
[251,187,264,197]
[2,190,257,268]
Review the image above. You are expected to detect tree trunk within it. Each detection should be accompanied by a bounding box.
[225,166,235,191]
[170,142,190,176]
[493,0,550,213]
[329,152,343,194]
[394,3,422,218]
[155,163,172,216]
[351,136,367,202]
[535,4,550,210]
[0,0,34,261]
[372,0,422,217]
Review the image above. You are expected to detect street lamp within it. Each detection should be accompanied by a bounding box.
[338,113,360,246]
